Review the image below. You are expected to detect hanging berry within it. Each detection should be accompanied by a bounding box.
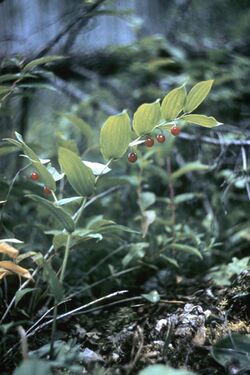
[31,171,39,181]
[171,126,181,136]
[144,137,154,147]
[156,134,166,143]
[127,152,137,163]
[43,186,52,195]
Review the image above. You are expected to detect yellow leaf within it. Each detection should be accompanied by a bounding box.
[0,242,19,259]
[0,268,12,280]
[0,261,32,279]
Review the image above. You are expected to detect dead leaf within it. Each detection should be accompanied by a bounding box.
[0,261,32,279]
[0,242,19,259]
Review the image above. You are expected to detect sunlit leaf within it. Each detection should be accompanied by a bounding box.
[83,161,111,175]
[161,85,186,120]
[182,114,222,128]
[184,80,213,113]
[133,99,161,136]
[27,194,75,233]
[100,110,131,160]
[58,147,95,196]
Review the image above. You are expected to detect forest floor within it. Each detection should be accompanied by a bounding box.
[2,270,250,375]
[51,270,250,374]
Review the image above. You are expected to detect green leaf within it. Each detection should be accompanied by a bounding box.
[23,55,64,71]
[133,99,161,136]
[138,192,156,211]
[59,113,94,146]
[211,334,250,371]
[26,194,75,233]
[13,359,52,375]
[83,161,111,176]
[174,193,204,204]
[5,132,56,191]
[0,73,35,83]
[159,254,179,268]
[58,147,95,196]
[141,290,160,303]
[171,161,210,181]
[100,110,131,160]
[0,85,11,95]
[182,114,222,128]
[56,196,82,206]
[15,288,36,307]
[42,261,64,303]
[161,85,186,120]
[138,364,198,375]
[170,243,203,259]
[122,242,148,267]
[184,80,213,113]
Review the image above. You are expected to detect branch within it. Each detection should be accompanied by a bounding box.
[179,131,250,146]
[34,0,108,59]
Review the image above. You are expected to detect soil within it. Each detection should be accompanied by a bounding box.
[59,270,250,374]
[1,270,250,374]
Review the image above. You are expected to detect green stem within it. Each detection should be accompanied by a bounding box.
[50,232,71,359]
[73,197,87,224]
[59,233,72,283]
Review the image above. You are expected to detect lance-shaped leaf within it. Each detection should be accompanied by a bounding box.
[42,261,64,303]
[23,55,64,71]
[171,161,210,181]
[58,147,95,196]
[182,114,222,128]
[0,242,19,258]
[133,99,161,136]
[100,110,131,160]
[0,261,32,279]
[184,80,213,113]
[5,132,56,191]
[59,113,94,146]
[161,85,186,120]
[170,243,203,259]
[27,194,75,233]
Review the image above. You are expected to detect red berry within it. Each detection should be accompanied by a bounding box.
[128,152,137,163]
[43,186,52,195]
[31,171,39,181]
[156,134,166,143]
[145,137,154,147]
[171,126,181,136]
